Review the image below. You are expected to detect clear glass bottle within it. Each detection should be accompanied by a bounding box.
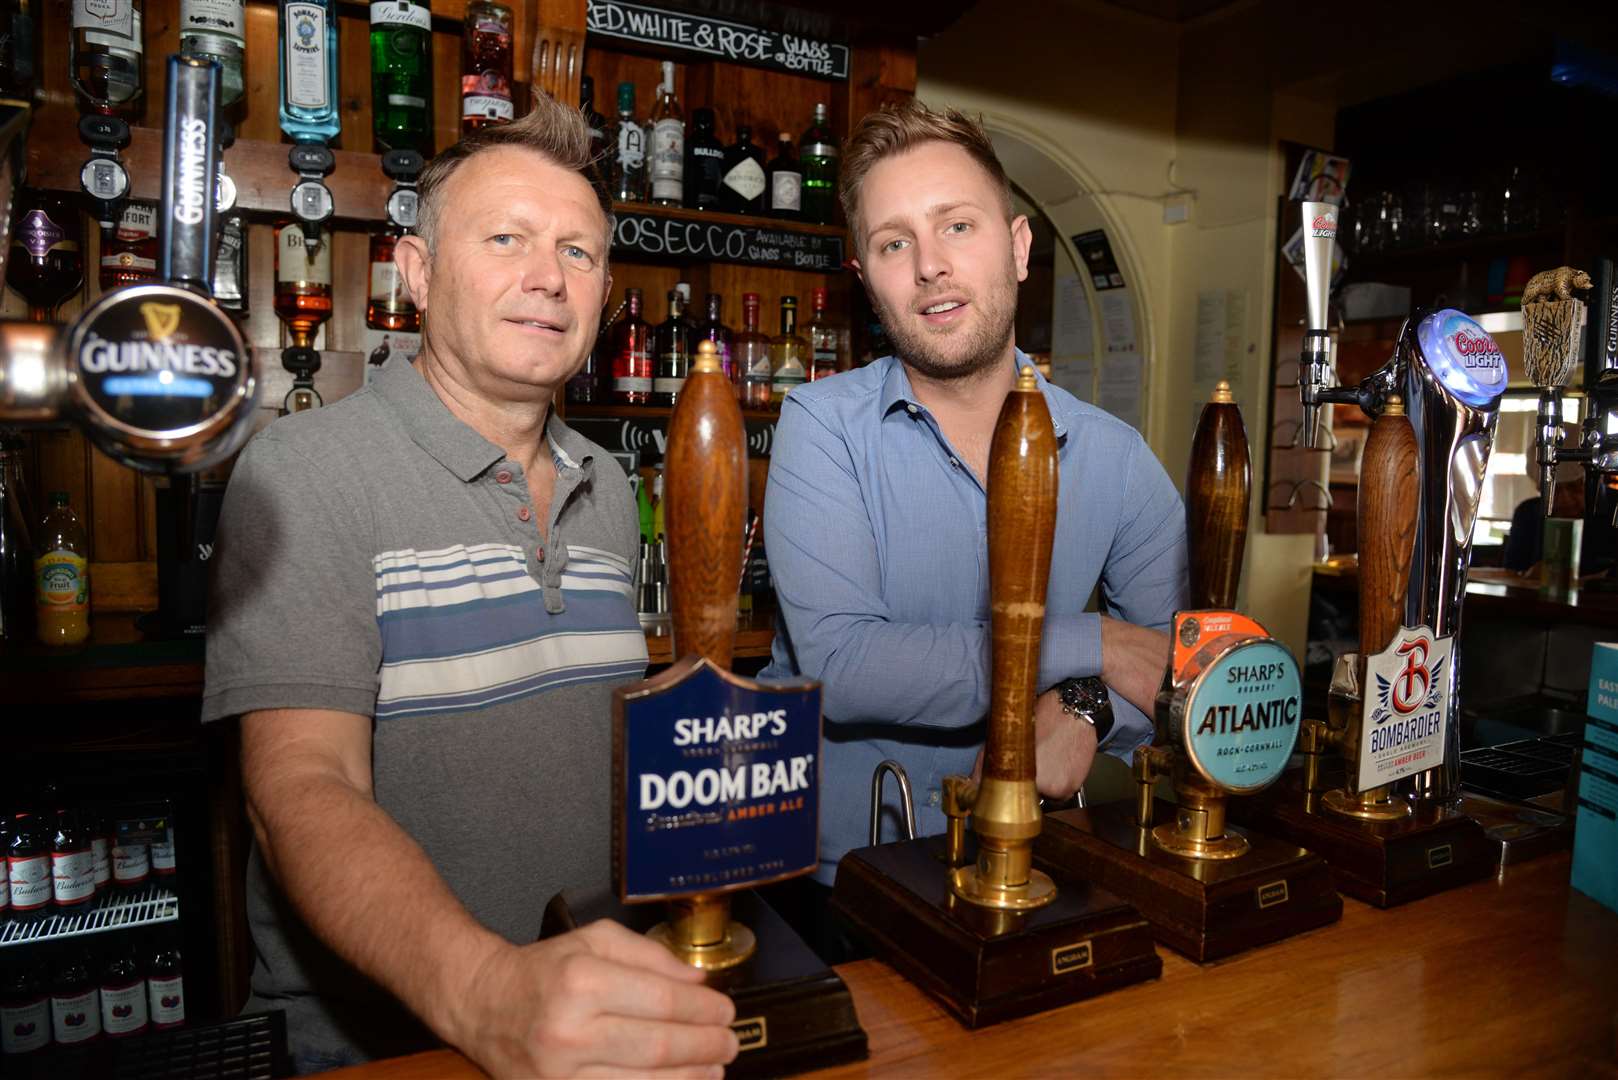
[647,61,684,207]
[610,81,646,203]
[767,132,802,221]
[460,0,512,131]
[808,286,839,381]
[370,0,432,152]
[146,928,185,1030]
[98,200,158,292]
[800,102,839,225]
[652,289,692,406]
[99,939,148,1039]
[736,291,772,408]
[278,0,340,144]
[273,222,333,349]
[684,107,723,212]
[179,0,245,106]
[580,75,607,165]
[696,292,734,389]
[720,125,765,216]
[70,0,143,115]
[34,492,89,648]
[609,288,652,404]
[770,295,806,403]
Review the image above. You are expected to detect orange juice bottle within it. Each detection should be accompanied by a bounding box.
[35,491,89,647]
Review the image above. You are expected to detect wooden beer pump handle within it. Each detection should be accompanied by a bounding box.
[1357,396,1419,658]
[1186,380,1251,610]
[983,366,1060,785]
[665,340,747,667]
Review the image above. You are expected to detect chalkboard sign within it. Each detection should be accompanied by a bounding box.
[613,211,844,272]
[587,0,850,81]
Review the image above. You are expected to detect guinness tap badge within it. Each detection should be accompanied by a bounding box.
[141,302,183,342]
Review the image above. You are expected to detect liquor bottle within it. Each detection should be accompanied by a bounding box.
[653,290,692,406]
[610,82,646,203]
[6,813,49,921]
[51,808,95,912]
[70,0,142,114]
[696,293,734,388]
[50,948,100,1045]
[737,292,772,408]
[371,0,431,152]
[461,0,513,132]
[363,226,420,379]
[720,125,766,216]
[5,189,84,322]
[35,492,89,648]
[274,222,333,349]
[609,288,652,405]
[98,200,158,292]
[146,929,185,1029]
[800,102,839,225]
[1,0,39,102]
[0,956,50,1057]
[767,132,802,220]
[648,61,684,207]
[808,286,839,380]
[99,940,148,1039]
[179,0,245,106]
[279,0,341,144]
[565,337,604,405]
[770,295,806,402]
[684,108,723,212]
[580,75,607,165]
[212,209,249,316]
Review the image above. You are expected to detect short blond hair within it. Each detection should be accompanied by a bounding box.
[839,98,1013,254]
[415,91,613,254]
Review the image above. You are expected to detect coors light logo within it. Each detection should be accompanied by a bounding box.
[1451,326,1504,377]
[1309,209,1337,239]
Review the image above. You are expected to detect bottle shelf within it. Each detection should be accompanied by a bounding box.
[1346,228,1563,278]
[565,402,781,421]
[0,885,179,949]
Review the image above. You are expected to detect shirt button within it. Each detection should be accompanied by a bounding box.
[495,470,512,484]
[949,457,959,468]
[906,404,919,415]
[517,507,531,522]
[927,790,941,807]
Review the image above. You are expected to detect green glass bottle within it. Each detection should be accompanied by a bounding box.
[369,0,432,153]
[800,102,839,225]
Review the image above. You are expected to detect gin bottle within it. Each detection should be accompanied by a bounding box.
[179,0,245,106]
[370,0,432,152]
[278,0,340,144]
[70,0,143,115]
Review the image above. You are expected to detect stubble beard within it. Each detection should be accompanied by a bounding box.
[873,261,1019,383]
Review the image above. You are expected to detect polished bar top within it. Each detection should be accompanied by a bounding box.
[326,853,1616,1078]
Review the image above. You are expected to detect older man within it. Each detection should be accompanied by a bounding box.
[202,94,738,1076]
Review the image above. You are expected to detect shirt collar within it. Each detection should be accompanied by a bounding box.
[879,348,1068,440]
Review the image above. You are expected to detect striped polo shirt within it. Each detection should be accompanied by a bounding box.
[201,355,647,1066]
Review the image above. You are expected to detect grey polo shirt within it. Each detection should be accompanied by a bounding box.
[202,355,648,1068]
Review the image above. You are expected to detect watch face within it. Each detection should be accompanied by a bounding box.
[1063,677,1109,715]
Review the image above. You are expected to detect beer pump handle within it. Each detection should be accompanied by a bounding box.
[665,340,746,666]
[1357,396,1419,658]
[1186,380,1250,609]
[982,366,1058,785]
[159,55,221,291]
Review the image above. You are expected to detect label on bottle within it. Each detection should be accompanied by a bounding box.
[615,122,645,170]
[387,93,427,108]
[7,855,50,911]
[214,219,247,309]
[813,346,837,372]
[773,368,805,392]
[72,0,132,38]
[802,141,838,160]
[370,262,405,303]
[462,71,513,120]
[277,229,332,286]
[112,843,149,885]
[651,119,684,201]
[1,998,50,1054]
[52,849,96,905]
[771,170,802,212]
[151,831,176,874]
[284,3,330,111]
[100,980,147,1036]
[51,989,100,1044]
[181,0,244,38]
[101,250,158,275]
[723,157,765,203]
[614,375,652,393]
[91,836,111,886]
[370,0,429,29]
[652,376,685,395]
[113,202,158,241]
[746,348,773,379]
[36,551,88,611]
[16,210,75,259]
[361,328,422,385]
[148,976,185,1028]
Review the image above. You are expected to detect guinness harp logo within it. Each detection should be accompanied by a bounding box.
[140,302,183,342]
[1426,844,1453,870]
[732,1017,767,1051]
[1256,880,1290,909]
[1051,940,1093,975]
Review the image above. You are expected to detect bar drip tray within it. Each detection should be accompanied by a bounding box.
[1460,733,1579,802]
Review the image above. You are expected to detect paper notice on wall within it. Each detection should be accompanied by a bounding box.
[1100,290,1137,354]
[1194,289,1250,397]
[1050,356,1094,403]
[1098,351,1143,430]
[1052,273,1094,360]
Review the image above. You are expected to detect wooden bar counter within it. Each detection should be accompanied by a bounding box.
[328,853,1616,1078]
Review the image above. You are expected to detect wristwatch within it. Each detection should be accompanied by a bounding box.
[1057,677,1114,745]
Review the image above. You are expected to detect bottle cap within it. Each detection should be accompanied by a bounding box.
[617,82,634,111]
[50,491,69,506]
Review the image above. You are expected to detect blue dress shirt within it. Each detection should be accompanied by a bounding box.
[761,351,1189,883]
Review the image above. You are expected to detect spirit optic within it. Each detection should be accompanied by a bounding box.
[274,222,333,349]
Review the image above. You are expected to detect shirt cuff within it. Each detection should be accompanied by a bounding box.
[1101,688,1154,757]
[1037,611,1103,689]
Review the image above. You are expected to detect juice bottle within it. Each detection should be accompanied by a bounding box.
[35,491,89,647]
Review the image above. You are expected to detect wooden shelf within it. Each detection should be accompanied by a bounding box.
[1347,228,1563,278]
[565,402,780,422]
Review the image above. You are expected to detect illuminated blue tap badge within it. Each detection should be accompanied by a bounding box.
[1180,638,1303,793]
[1417,309,1508,407]
[615,657,821,903]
